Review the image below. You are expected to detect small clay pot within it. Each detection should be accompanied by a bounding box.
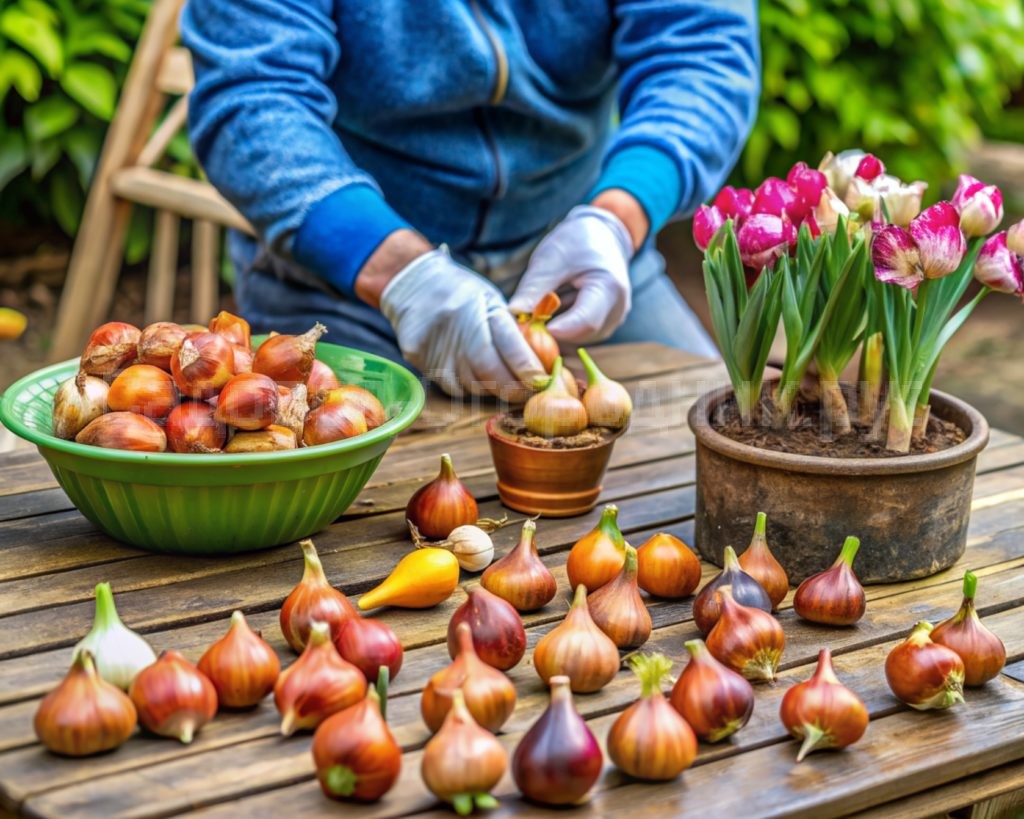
[486,415,624,517]
[688,385,989,583]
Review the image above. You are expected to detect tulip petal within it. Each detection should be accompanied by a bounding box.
[872,225,923,289]
[818,149,866,199]
[952,174,1003,238]
[712,186,755,220]
[693,204,725,252]
[786,162,828,215]
[909,202,966,279]
[737,213,791,270]
[974,233,1024,297]
[1008,219,1024,257]
[752,177,801,221]
[854,154,885,181]
[879,179,927,227]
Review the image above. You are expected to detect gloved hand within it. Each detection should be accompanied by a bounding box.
[509,205,635,344]
[381,248,546,398]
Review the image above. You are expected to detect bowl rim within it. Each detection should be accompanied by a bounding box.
[0,340,425,466]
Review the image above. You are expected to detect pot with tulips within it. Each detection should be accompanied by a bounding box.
[689,151,1018,582]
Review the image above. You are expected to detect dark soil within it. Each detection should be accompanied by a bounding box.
[712,390,966,458]
[497,411,617,449]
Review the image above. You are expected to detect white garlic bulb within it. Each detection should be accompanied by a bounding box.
[73,582,156,690]
[443,525,495,573]
[52,371,109,439]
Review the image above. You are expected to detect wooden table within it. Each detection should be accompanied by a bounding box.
[2,343,1024,819]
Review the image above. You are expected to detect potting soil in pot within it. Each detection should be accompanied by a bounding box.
[497,411,618,449]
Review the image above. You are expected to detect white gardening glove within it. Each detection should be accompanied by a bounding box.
[509,205,634,344]
[381,248,545,399]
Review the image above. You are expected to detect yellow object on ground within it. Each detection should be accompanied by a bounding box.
[0,308,27,340]
[358,547,460,610]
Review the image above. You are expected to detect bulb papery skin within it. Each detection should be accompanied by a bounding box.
[213,372,279,430]
[793,536,866,626]
[52,371,110,439]
[34,650,137,757]
[931,571,1006,686]
[671,639,754,742]
[334,617,404,683]
[518,291,562,371]
[274,621,367,735]
[533,584,621,693]
[885,621,965,710]
[421,690,509,812]
[587,545,652,649]
[223,424,296,453]
[566,504,626,592]
[80,322,141,376]
[208,310,251,348]
[779,649,868,762]
[197,610,281,708]
[137,322,189,371]
[447,586,527,670]
[312,687,402,802]
[524,356,589,438]
[422,622,516,733]
[75,412,167,452]
[438,525,494,573]
[320,385,387,430]
[693,545,772,635]
[253,322,326,383]
[706,590,786,683]
[107,364,178,418]
[405,453,479,540]
[165,401,227,453]
[608,654,696,780]
[170,332,235,399]
[513,675,603,806]
[128,650,218,744]
[481,519,557,612]
[275,384,310,439]
[303,400,368,445]
[73,581,157,690]
[737,512,789,610]
[280,538,358,652]
[636,532,701,599]
[577,347,632,429]
[307,358,342,395]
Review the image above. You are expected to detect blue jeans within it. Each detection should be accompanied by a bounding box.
[230,232,718,366]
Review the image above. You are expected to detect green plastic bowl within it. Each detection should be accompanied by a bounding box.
[0,338,424,554]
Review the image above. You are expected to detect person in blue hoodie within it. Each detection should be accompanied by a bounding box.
[181,1,759,399]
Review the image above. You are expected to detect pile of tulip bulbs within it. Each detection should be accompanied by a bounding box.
[52,312,385,453]
[34,461,1007,811]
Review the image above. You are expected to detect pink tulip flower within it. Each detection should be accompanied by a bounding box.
[872,201,967,289]
[951,174,1004,238]
[974,231,1023,299]
[692,204,725,251]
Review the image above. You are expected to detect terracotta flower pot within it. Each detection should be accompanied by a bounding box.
[688,386,989,583]
[486,415,624,517]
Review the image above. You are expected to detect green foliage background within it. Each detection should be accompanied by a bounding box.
[0,0,1022,252]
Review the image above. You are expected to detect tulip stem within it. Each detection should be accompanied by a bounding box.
[324,764,358,797]
[818,370,852,435]
[754,511,767,538]
[92,582,121,630]
[576,347,605,387]
[963,570,978,602]
[837,536,860,567]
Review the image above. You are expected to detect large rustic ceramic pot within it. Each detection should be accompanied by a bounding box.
[688,386,989,583]
[486,415,625,517]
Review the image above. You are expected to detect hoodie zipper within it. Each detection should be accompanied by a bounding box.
[467,0,508,246]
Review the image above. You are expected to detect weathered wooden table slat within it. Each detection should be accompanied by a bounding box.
[1,343,1023,819]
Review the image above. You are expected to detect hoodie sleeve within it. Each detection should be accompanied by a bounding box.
[181,0,409,296]
[590,0,760,234]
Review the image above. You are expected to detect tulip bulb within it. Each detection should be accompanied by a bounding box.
[334,616,403,683]
[34,650,137,756]
[72,582,156,690]
[577,347,632,429]
[780,648,869,762]
[75,412,167,452]
[481,519,557,612]
[671,639,754,742]
[608,653,696,781]
[707,589,785,683]
[737,512,789,610]
[213,372,279,430]
[412,523,494,573]
[885,621,965,710]
[52,371,109,439]
[80,322,140,376]
[197,610,281,708]
[794,536,866,626]
[693,545,772,635]
[518,291,561,371]
[422,689,508,815]
[533,584,621,693]
[280,538,358,651]
[274,383,309,438]
[422,622,516,733]
[523,356,588,437]
[171,332,235,399]
[320,385,386,430]
[223,424,297,452]
[513,675,603,806]
[107,364,178,418]
[129,650,218,743]
[137,322,188,371]
[208,310,251,348]
[566,503,626,592]
[358,547,460,610]
[447,585,526,670]
[587,545,651,649]
[307,358,342,395]
[274,621,367,735]
[303,400,368,446]
[636,532,701,599]
[253,322,326,383]
[405,453,479,540]
[165,401,227,453]
[312,682,402,802]
[931,571,1006,686]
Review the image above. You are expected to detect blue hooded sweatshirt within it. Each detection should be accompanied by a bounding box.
[180,0,759,297]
